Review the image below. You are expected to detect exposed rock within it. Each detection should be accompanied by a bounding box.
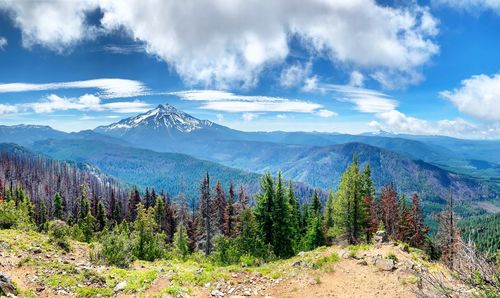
[374,231,388,244]
[0,273,17,296]
[113,281,127,293]
[357,259,368,266]
[375,259,395,271]
[211,289,224,297]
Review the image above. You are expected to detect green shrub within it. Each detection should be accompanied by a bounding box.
[48,220,71,251]
[386,252,398,262]
[100,223,133,268]
[132,204,165,261]
[0,200,17,229]
[313,252,340,269]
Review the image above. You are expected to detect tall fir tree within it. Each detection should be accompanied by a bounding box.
[225,182,237,238]
[254,172,274,246]
[127,187,142,222]
[407,193,428,247]
[271,172,294,258]
[380,184,399,240]
[53,192,64,220]
[213,180,227,235]
[333,159,364,243]
[238,185,249,210]
[198,172,215,255]
[310,190,322,218]
[96,200,107,232]
[287,182,301,245]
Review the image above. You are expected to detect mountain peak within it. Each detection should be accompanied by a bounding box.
[96,104,213,134]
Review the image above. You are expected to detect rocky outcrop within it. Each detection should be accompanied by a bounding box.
[0,272,17,296]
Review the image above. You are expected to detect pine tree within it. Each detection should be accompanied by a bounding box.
[132,203,164,261]
[53,192,64,220]
[310,190,322,218]
[380,184,399,240]
[154,195,166,234]
[213,180,227,235]
[174,224,189,259]
[271,172,294,258]
[164,193,176,244]
[225,182,237,238]
[109,189,121,226]
[333,159,364,243]
[96,200,107,232]
[144,187,154,210]
[302,216,325,250]
[363,194,378,242]
[288,182,301,244]
[38,201,48,231]
[127,187,141,222]
[255,172,274,246]
[238,185,249,210]
[198,173,215,255]
[407,193,428,247]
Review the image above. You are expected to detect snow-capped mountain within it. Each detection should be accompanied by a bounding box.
[95,104,214,135]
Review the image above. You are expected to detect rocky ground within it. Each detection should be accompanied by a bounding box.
[0,229,472,297]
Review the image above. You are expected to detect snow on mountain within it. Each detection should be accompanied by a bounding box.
[96,104,213,133]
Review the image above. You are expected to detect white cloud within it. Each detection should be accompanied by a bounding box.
[0,0,98,51]
[317,109,337,118]
[276,114,287,119]
[433,0,500,14]
[280,61,312,88]
[0,0,439,89]
[0,36,7,50]
[0,94,151,115]
[440,72,500,121]
[349,71,364,87]
[372,110,499,139]
[0,103,17,115]
[172,89,323,113]
[0,78,148,98]
[242,112,258,121]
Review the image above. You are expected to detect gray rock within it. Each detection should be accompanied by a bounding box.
[0,273,17,296]
[113,281,127,293]
[356,259,368,266]
[374,230,388,244]
[211,289,224,297]
[375,259,395,271]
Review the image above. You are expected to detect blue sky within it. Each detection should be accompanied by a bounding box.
[0,0,498,138]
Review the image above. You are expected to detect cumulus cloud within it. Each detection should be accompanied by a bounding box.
[242,112,258,121]
[0,0,98,51]
[433,0,500,14]
[280,61,312,88]
[0,0,439,89]
[172,89,325,113]
[0,36,7,50]
[0,78,148,98]
[0,103,17,115]
[317,109,337,118]
[349,71,364,87]
[440,72,500,121]
[370,109,499,139]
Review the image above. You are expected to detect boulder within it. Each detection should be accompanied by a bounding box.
[375,259,395,271]
[0,273,18,296]
[374,230,388,244]
[113,281,127,293]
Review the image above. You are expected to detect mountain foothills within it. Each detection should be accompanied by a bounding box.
[0,104,499,297]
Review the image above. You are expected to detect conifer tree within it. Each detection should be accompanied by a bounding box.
[225,182,237,237]
[154,195,166,232]
[238,185,249,210]
[38,201,48,231]
[302,216,325,250]
[288,182,301,244]
[53,192,64,220]
[164,193,176,244]
[132,203,164,261]
[109,189,121,226]
[363,194,378,242]
[213,180,227,235]
[144,187,154,210]
[333,159,364,243]
[254,172,274,246]
[127,186,141,222]
[96,200,107,232]
[310,190,322,218]
[271,172,294,258]
[198,173,215,255]
[380,184,399,239]
[407,193,428,247]
[174,223,189,259]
